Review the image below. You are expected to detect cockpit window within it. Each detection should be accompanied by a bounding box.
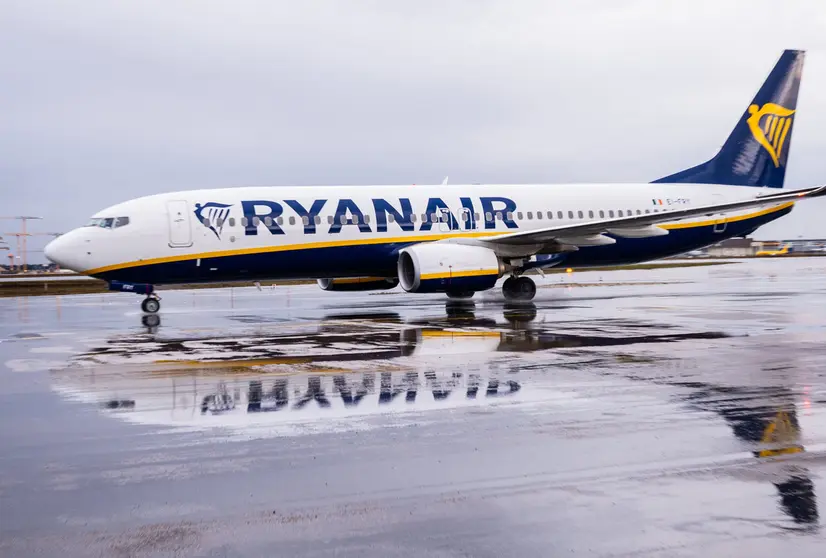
[85,216,130,229]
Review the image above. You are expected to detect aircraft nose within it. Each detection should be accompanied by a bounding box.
[44,232,82,272]
[44,235,65,266]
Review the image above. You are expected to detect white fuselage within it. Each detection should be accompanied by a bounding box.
[44,182,790,285]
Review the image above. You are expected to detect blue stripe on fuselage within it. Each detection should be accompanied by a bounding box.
[92,207,790,285]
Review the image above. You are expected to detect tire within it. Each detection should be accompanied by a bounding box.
[141,298,160,313]
[503,276,536,301]
[514,276,537,301]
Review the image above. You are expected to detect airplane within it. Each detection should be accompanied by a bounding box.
[45,49,826,315]
[756,243,791,256]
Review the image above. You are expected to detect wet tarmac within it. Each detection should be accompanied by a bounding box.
[2,258,826,557]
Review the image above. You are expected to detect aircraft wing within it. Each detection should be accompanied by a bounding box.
[483,185,826,247]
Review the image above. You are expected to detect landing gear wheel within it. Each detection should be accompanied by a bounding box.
[502,276,536,301]
[446,290,474,299]
[141,297,160,314]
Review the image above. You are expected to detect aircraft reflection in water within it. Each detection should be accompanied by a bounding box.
[681,385,818,528]
[57,302,817,528]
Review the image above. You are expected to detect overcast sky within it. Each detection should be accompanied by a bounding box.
[3,0,826,262]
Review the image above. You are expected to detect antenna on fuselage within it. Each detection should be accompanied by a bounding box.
[442,176,449,185]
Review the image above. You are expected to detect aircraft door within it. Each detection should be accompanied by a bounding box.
[459,208,473,231]
[711,194,727,233]
[438,209,452,233]
[167,200,193,247]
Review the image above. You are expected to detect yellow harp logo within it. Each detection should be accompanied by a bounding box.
[746,103,795,167]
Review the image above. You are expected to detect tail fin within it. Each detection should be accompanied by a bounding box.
[653,49,805,188]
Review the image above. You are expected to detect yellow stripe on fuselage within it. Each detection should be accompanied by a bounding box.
[84,231,503,276]
[660,202,794,230]
[84,202,794,276]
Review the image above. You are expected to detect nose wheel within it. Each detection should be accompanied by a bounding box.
[141,295,161,314]
[502,276,536,301]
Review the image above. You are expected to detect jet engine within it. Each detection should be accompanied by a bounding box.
[397,243,504,294]
[317,277,399,292]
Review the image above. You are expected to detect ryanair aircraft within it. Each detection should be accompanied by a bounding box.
[45,50,825,314]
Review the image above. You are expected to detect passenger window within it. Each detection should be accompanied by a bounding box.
[201,217,210,227]
[353,215,360,224]
[636,210,641,215]
[527,212,533,220]
[627,209,632,216]
[474,212,480,221]
[485,212,492,221]
[327,215,333,224]
[547,211,553,219]
[645,209,650,214]
[229,217,235,227]
[557,211,563,219]
[411,214,417,223]
[314,215,321,224]
[264,216,273,227]
[253,216,260,226]
[340,215,347,224]
[599,210,605,218]
[577,210,583,219]
[288,216,295,226]
[276,216,283,225]
[364,214,371,224]
[496,212,503,221]
[588,210,594,218]
[431,213,438,223]
[609,210,615,218]
[567,211,574,219]
[241,217,248,227]
[517,212,523,220]
[618,210,624,217]
[216,218,224,227]
[506,211,514,221]
[536,212,542,220]
[302,216,309,225]
[388,214,395,223]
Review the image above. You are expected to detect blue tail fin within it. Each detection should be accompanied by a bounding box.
[653,49,805,188]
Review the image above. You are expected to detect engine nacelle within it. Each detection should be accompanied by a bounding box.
[397,243,504,293]
[317,277,399,292]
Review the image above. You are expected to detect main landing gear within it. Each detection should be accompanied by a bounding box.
[502,275,536,301]
[141,294,161,314]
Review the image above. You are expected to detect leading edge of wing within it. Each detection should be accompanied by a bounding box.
[482,185,826,246]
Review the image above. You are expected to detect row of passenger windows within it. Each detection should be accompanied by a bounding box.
[202,208,669,229]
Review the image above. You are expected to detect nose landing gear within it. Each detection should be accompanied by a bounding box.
[108,281,161,313]
[141,295,161,314]
[502,275,536,301]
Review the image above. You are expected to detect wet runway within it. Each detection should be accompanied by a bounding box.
[2,258,826,557]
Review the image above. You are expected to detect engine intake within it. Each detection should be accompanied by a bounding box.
[397,243,504,293]
[317,277,399,292]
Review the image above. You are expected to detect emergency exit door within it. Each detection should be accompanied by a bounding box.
[167,200,193,247]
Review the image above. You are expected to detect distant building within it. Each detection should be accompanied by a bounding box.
[706,237,756,258]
